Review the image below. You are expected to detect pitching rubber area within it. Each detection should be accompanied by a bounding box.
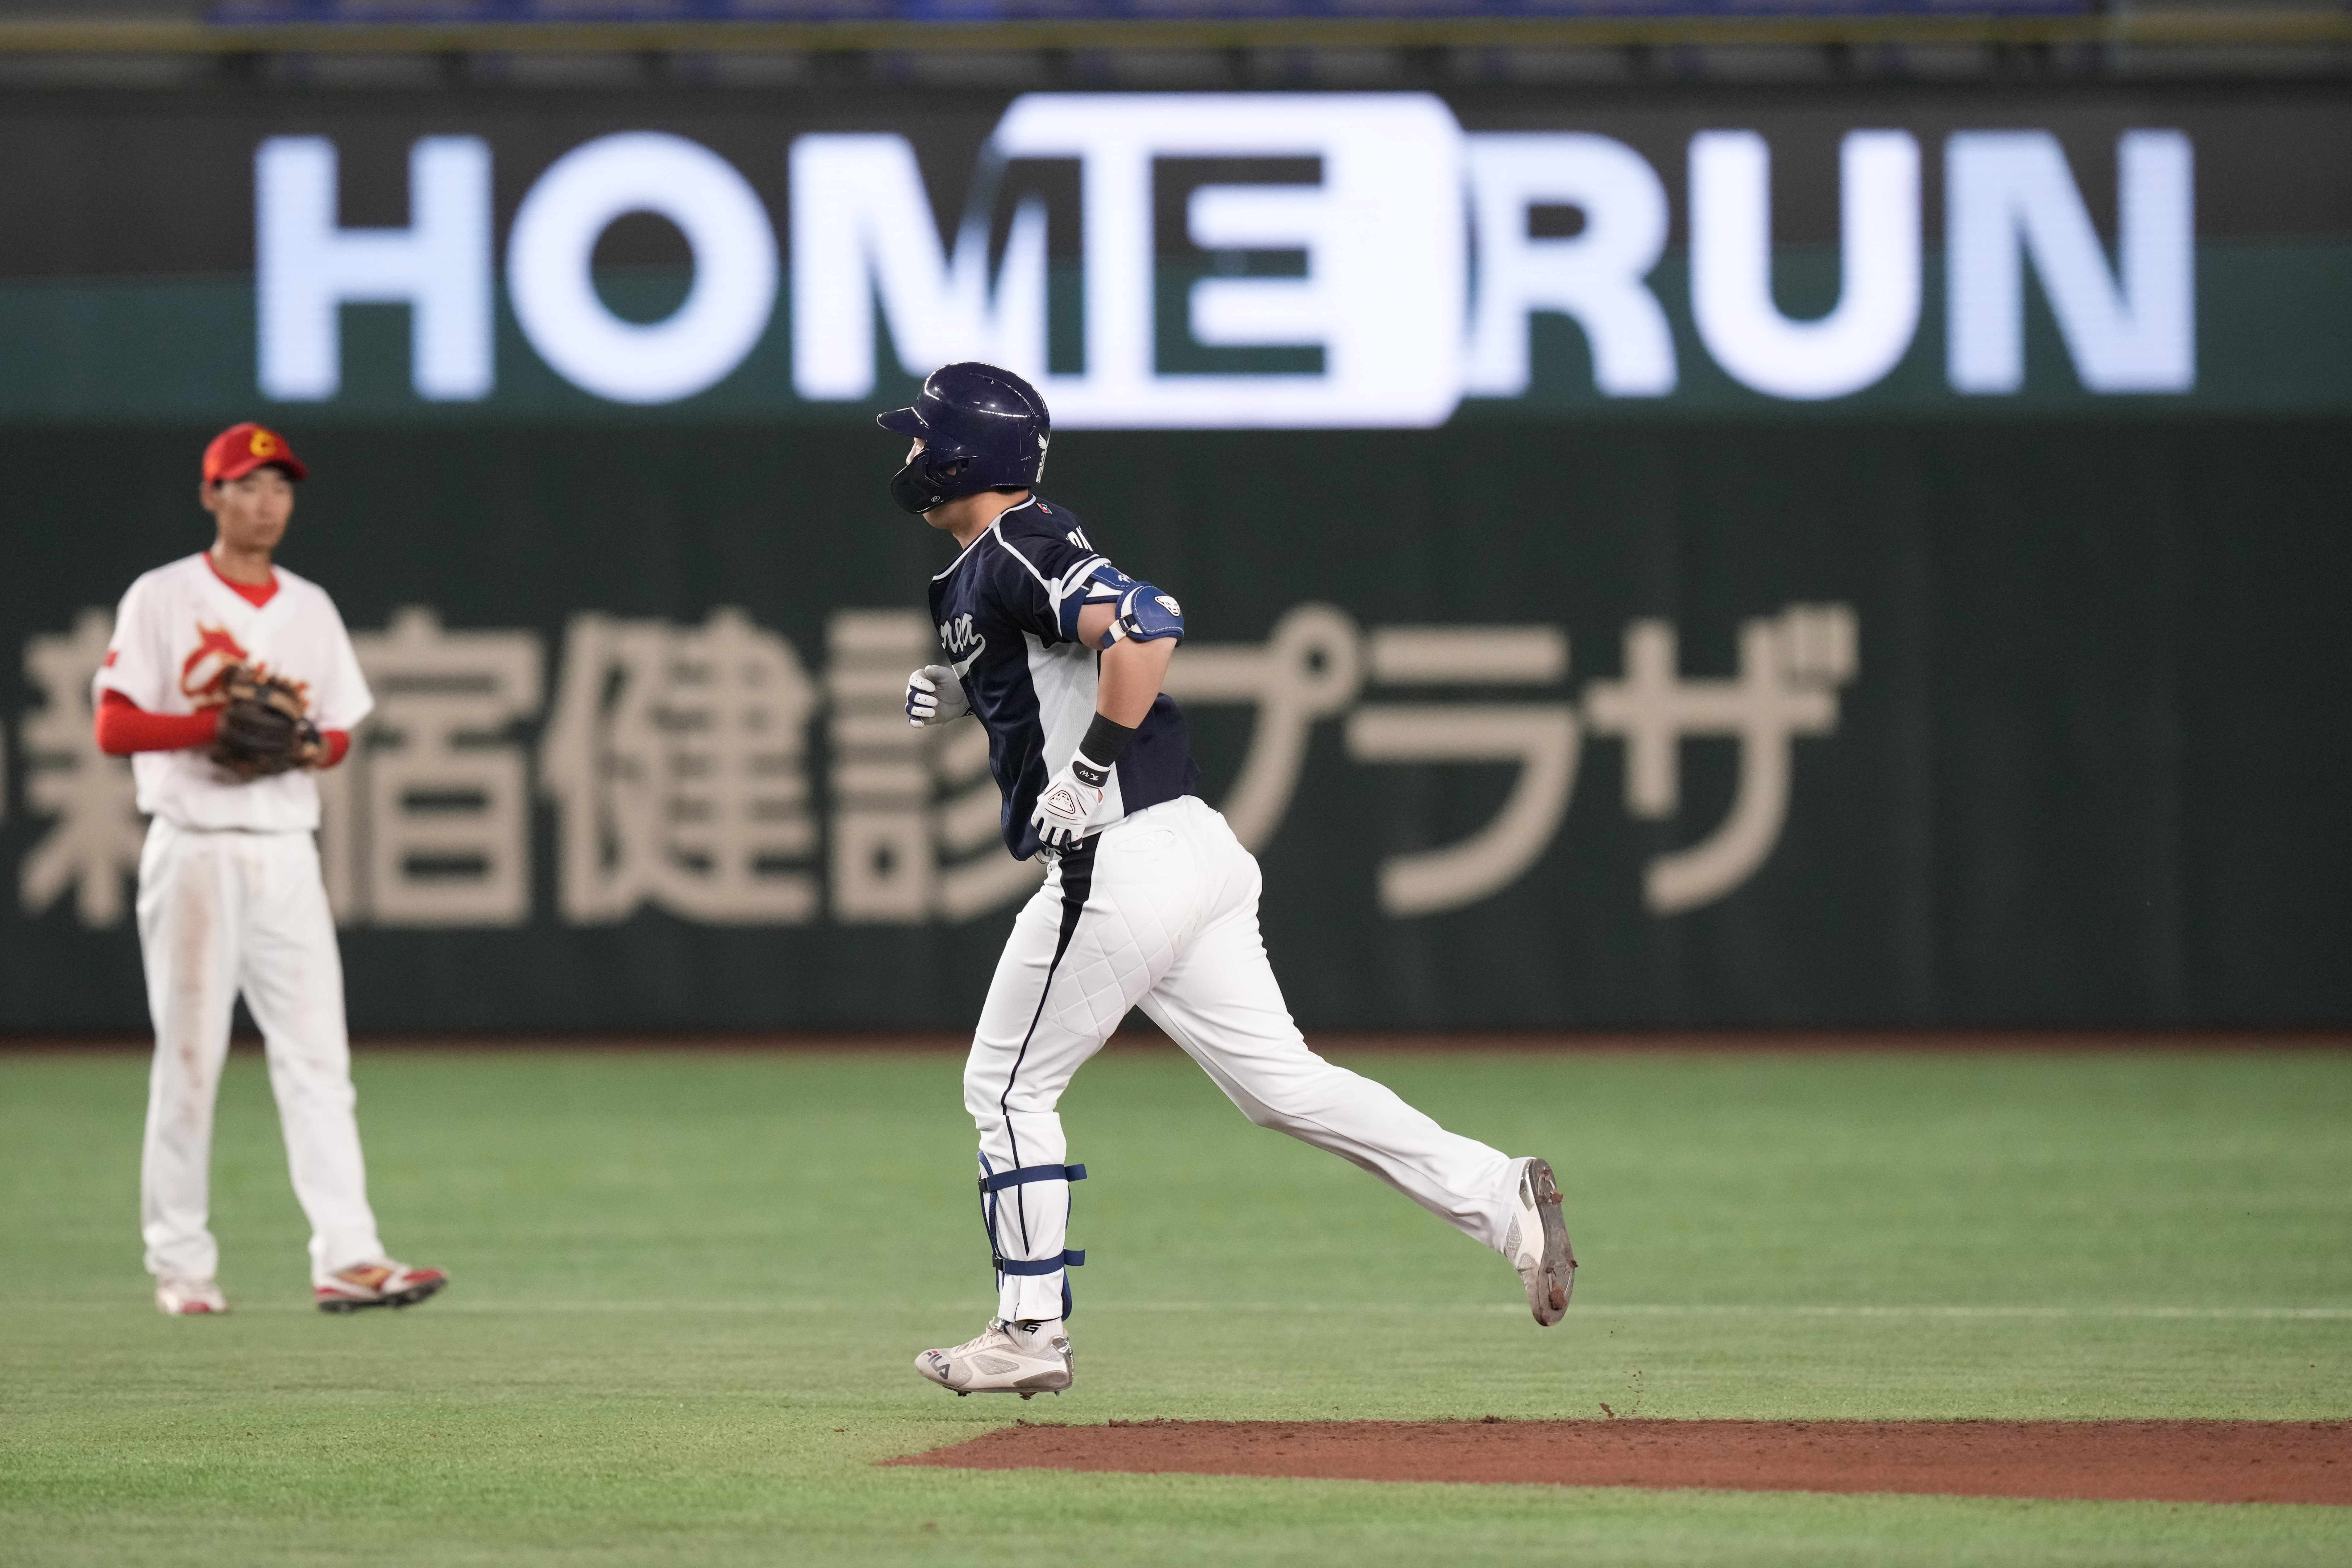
[886,1418,2352,1504]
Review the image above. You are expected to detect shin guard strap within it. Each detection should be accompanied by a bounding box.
[994,1249,1086,1275]
[978,1163,1087,1194]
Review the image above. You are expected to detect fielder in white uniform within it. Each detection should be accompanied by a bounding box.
[95,422,446,1317]
[882,365,1577,1398]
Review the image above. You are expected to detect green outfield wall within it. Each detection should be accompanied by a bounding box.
[1,82,2347,1031]
[6,418,2348,1031]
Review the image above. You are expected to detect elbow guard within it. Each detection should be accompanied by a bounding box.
[1089,572,1185,648]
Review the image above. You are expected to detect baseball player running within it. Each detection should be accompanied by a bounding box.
[890,365,1575,1398]
[94,422,446,1317]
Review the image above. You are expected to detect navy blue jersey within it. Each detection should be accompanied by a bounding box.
[929,495,1200,860]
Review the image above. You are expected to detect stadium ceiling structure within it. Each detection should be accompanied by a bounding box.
[0,0,2344,85]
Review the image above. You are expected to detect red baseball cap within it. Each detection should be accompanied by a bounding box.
[202,422,309,484]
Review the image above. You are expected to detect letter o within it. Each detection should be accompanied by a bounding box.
[508,133,777,405]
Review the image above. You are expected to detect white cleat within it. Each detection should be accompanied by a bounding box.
[156,1276,227,1316]
[915,1318,1074,1399]
[1504,1156,1577,1327]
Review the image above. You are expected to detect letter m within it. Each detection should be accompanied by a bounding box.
[789,134,1043,400]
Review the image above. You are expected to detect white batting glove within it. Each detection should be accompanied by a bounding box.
[905,664,970,728]
[1030,762,1109,858]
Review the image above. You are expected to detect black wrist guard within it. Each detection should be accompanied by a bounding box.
[1071,713,1138,787]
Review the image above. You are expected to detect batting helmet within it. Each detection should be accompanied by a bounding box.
[876,362,1050,516]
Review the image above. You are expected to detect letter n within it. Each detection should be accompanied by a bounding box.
[1946,130,2194,395]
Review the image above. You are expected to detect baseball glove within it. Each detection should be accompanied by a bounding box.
[210,665,324,780]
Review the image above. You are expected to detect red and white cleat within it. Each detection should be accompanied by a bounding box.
[156,1276,227,1316]
[314,1261,448,1314]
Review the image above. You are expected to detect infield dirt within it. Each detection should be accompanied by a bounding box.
[888,1419,2352,1505]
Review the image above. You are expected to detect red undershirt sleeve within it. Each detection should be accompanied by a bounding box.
[98,692,348,768]
[95,690,218,755]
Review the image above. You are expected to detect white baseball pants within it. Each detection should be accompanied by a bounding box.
[964,795,1521,1323]
[135,819,385,1286]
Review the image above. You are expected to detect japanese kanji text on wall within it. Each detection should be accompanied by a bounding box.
[1,418,2345,1031]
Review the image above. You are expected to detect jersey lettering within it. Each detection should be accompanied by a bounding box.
[939,611,988,676]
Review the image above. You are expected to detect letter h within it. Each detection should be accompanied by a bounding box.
[256,136,494,402]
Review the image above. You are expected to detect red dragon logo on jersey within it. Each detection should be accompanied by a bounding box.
[179,624,310,712]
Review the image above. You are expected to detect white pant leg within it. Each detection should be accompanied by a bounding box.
[136,820,244,1283]
[237,831,383,1283]
[962,812,1203,1321]
[1138,799,1522,1252]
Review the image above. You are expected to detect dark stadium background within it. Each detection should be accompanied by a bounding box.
[0,14,2346,1037]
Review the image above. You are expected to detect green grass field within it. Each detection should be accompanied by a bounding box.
[2,1045,2348,1566]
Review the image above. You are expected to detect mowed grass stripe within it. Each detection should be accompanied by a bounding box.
[2,1048,2348,1567]
[12,1299,2352,1320]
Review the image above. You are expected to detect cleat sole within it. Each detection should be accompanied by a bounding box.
[1523,1158,1577,1327]
[315,1276,447,1315]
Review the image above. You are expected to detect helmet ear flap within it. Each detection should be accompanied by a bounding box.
[889,449,979,516]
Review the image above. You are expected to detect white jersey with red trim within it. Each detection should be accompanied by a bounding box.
[94,553,372,832]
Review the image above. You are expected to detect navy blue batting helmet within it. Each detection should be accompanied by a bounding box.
[876,362,1051,516]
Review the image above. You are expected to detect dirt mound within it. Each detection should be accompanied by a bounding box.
[886,1418,2351,1504]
